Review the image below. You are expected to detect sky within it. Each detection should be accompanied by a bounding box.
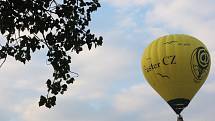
[0,0,215,121]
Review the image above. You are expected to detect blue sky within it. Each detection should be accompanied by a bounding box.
[0,0,215,121]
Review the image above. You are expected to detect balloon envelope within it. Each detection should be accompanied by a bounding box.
[141,34,210,114]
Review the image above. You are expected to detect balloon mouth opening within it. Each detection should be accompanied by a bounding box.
[167,98,190,114]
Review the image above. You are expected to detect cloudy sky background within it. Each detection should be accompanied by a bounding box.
[0,0,215,121]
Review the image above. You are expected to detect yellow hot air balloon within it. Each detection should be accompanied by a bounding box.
[141,34,210,120]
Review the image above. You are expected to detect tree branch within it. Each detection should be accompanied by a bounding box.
[0,57,7,68]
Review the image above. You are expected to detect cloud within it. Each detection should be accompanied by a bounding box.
[18,98,115,121]
[112,82,179,121]
[104,0,153,8]
[17,83,174,121]
[105,0,215,51]
[113,83,157,112]
[202,82,215,93]
[145,0,215,50]
[68,45,135,100]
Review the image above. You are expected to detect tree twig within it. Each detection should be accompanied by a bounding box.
[0,57,7,68]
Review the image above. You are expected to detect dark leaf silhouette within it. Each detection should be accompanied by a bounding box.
[39,95,47,107]
[0,0,102,108]
[66,77,75,84]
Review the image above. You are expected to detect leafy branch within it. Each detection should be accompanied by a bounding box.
[0,0,103,108]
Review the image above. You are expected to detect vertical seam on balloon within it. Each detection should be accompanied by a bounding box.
[146,46,153,86]
[172,34,177,99]
[154,39,161,92]
[150,40,157,87]
[147,42,154,87]
[165,35,171,100]
[182,35,189,99]
[156,37,167,101]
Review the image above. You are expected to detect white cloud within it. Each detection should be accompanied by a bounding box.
[105,0,215,51]
[113,83,158,112]
[104,0,153,8]
[119,17,137,29]
[145,0,215,50]
[147,27,169,37]
[202,82,215,93]
[67,45,135,101]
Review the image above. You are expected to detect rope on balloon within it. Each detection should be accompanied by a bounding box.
[177,114,184,121]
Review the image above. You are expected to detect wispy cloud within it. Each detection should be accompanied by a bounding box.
[104,0,153,8]
[113,83,157,112]
[145,0,215,49]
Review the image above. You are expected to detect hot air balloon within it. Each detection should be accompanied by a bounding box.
[141,34,211,121]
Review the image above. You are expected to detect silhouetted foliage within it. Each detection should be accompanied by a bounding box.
[0,0,102,108]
